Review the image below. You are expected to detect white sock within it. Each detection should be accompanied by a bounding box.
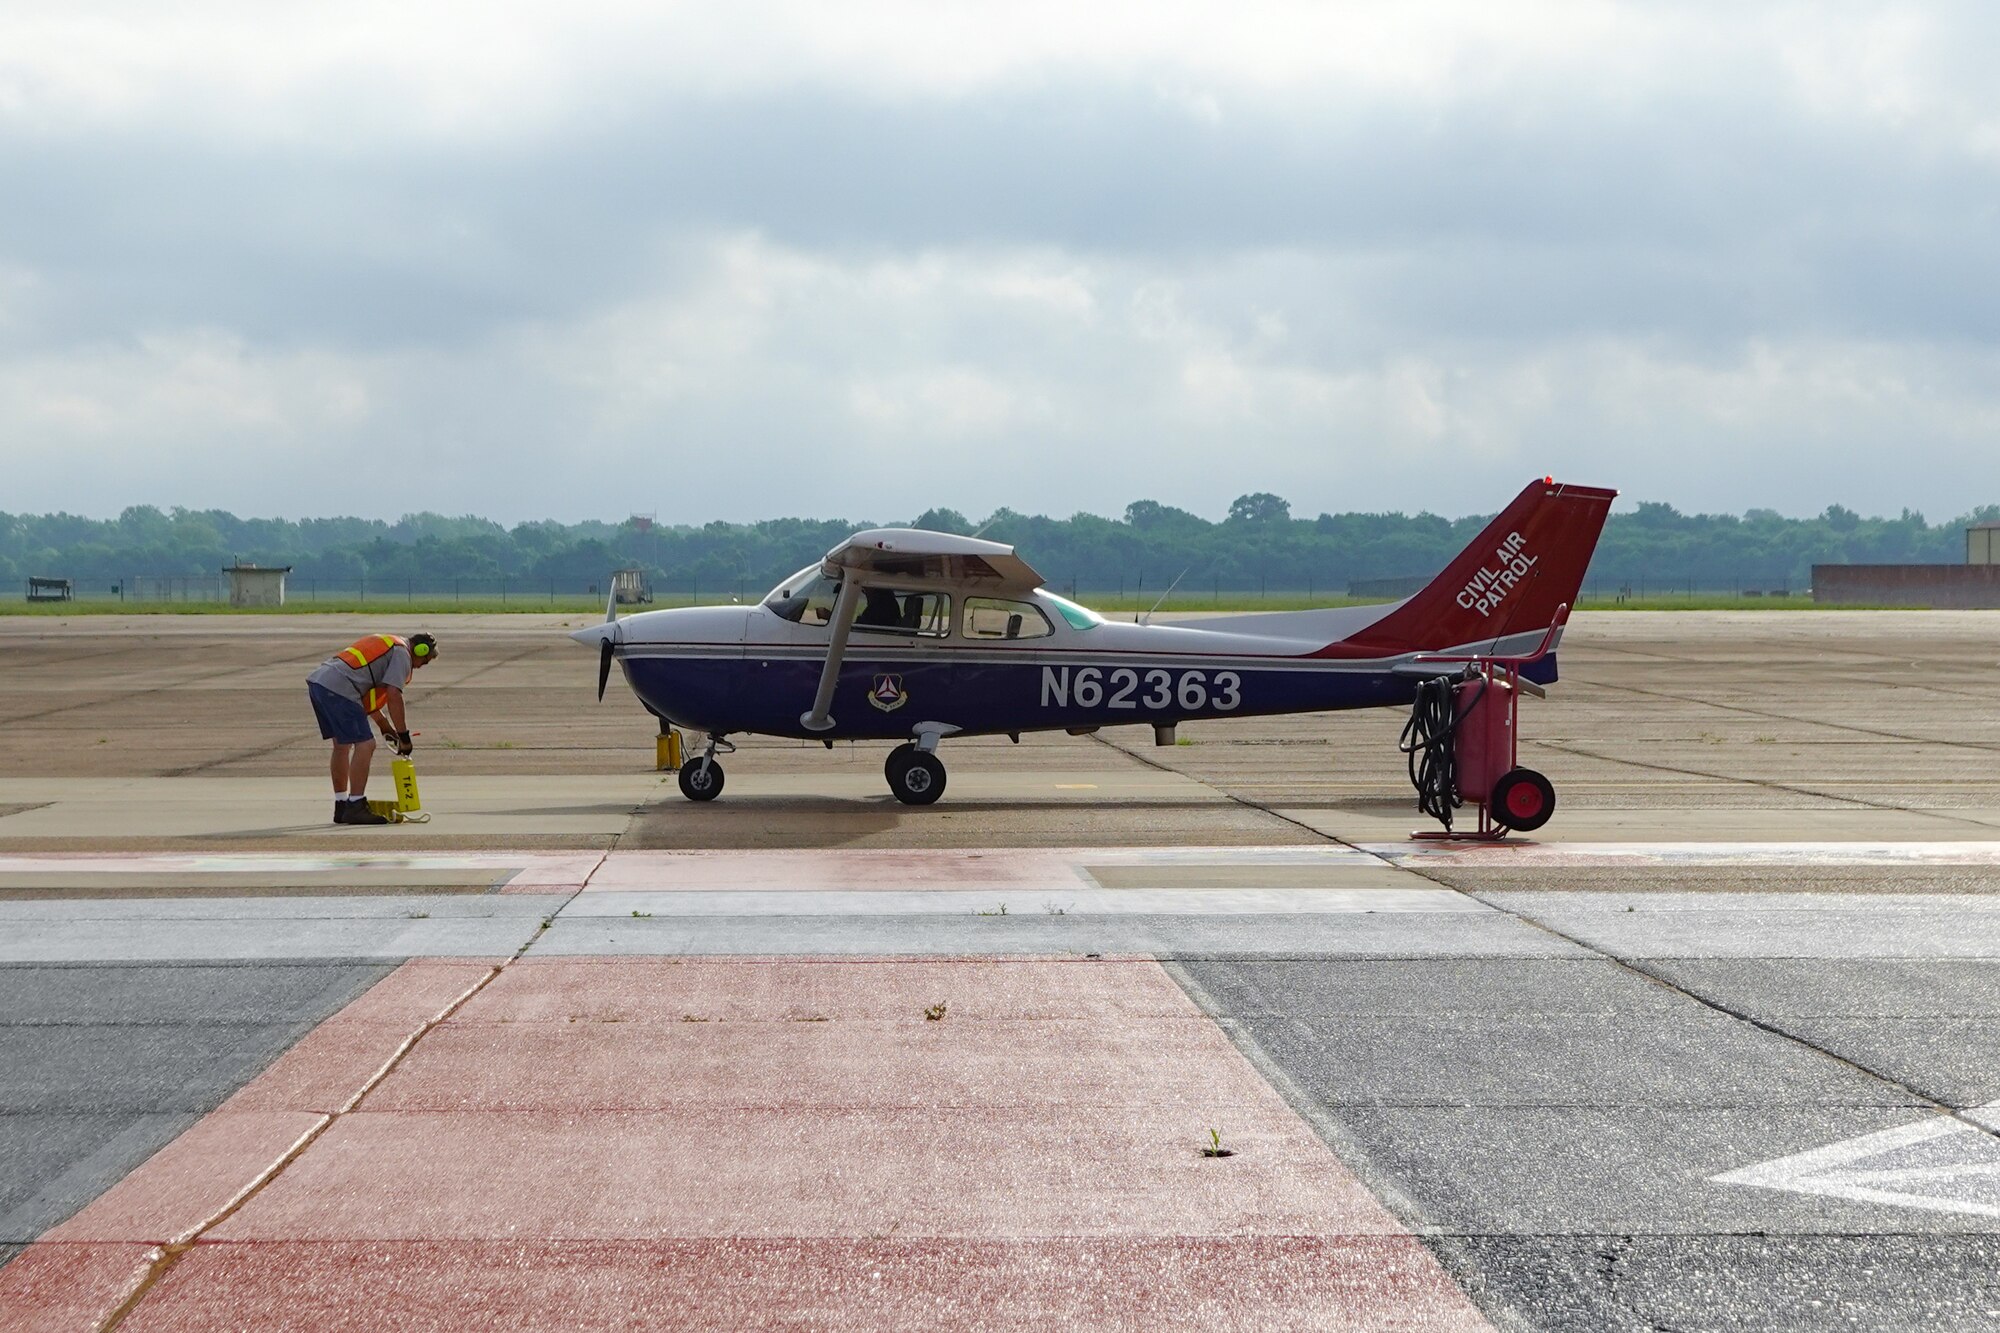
[344,794,367,802]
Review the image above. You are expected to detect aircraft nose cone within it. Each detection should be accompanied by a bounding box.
[570,623,617,647]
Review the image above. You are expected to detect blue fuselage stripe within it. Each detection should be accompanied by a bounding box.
[621,650,1557,739]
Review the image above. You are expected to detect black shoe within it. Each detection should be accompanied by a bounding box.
[346,802,390,826]
[333,800,354,825]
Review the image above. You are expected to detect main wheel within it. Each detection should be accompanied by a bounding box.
[888,750,946,805]
[1489,767,1555,832]
[678,757,725,802]
[884,743,918,787]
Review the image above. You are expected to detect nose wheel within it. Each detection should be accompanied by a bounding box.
[676,735,733,802]
[884,743,946,805]
[677,756,725,801]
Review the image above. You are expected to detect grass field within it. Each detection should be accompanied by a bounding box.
[1,591,1911,615]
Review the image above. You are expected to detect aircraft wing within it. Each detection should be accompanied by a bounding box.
[823,529,1043,593]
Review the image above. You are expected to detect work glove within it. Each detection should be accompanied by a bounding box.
[393,730,414,757]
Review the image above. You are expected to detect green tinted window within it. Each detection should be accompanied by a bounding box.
[1044,593,1101,631]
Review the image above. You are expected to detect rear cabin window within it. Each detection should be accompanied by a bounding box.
[962,597,1054,640]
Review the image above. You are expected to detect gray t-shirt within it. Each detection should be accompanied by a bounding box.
[307,643,412,707]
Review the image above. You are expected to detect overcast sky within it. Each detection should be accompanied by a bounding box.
[4,1,1997,525]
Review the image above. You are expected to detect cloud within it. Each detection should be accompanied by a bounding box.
[3,1,1999,523]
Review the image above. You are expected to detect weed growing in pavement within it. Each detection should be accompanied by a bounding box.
[1175,736,1195,746]
[1042,901,1068,915]
[631,909,652,918]
[976,903,1008,916]
[681,1014,711,1022]
[924,1002,948,1021]
[1202,1128,1234,1159]
[406,911,430,919]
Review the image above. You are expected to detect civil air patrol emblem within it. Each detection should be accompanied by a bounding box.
[868,674,909,712]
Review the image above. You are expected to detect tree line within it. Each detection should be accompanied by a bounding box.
[4,494,1994,596]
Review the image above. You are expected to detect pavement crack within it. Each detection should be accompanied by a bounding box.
[1084,731,1350,845]
[1564,673,2000,755]
[1380,856,2000,1149]
[159,642,564,777]
[1533,737,2000,833]
[93,873,592,1331]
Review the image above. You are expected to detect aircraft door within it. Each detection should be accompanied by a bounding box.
[845,587,955,738]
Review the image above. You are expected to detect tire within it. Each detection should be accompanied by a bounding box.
[884,743,918,787]
[888,750,946,806]
[1490,767,1555,832]
[678,757,725,802]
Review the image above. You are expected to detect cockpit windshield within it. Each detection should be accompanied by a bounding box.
[763,566,841,626]
[1042,592,1102,630]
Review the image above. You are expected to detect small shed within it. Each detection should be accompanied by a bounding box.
[26,576,72,602]
[224,564,292,608]
[611,568,654,605]
[1969,522,2000,566]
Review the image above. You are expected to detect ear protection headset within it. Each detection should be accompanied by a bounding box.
[410,633,437,661]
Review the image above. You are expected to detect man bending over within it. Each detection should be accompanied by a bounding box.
[306,632,437,825]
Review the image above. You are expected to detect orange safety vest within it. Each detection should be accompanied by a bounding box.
[336,635,408,714]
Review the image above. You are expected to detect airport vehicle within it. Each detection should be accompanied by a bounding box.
[574,478,1616,819]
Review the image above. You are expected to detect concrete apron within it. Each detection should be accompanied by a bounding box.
[0,956,1489,1332]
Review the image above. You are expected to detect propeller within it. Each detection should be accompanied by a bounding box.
[597,579,620,701]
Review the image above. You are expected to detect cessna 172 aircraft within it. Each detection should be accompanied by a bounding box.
[573,477,1615,807]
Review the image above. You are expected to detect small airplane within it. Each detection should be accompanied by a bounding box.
[573,477,1616,809]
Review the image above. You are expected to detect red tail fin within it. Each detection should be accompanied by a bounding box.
[1336,478,1616,654]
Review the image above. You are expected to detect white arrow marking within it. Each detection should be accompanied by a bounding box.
[1713,1101,2000,1218]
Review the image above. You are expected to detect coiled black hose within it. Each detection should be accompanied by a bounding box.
[1400,674,1463,829]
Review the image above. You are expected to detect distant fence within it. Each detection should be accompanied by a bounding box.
[26,572,1812,608]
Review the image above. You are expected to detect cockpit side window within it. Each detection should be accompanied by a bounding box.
[962,597,1054,640]
[855,589,951,637]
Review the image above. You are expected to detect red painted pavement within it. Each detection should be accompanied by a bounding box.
[0,1244,156,1333]
[123,1239,1482,1332]
[10,957,1491,1330]
[463,957,1195,1022]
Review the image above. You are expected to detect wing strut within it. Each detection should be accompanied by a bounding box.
[800,576,863,732]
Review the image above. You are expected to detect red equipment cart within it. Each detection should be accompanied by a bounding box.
[1407,604,1568,842]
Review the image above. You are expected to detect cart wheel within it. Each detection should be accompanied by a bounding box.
[678,757,725,802]
[1490,767,1555,832]
[889,751,946,806]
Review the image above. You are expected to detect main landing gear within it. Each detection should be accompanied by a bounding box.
[676,735,734,802]
[884,743,946,805]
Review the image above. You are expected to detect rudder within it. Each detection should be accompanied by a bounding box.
[1335,478,1616,655]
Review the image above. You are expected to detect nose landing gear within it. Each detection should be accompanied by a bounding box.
[676,735,734,802]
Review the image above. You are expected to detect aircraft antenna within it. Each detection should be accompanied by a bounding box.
[1138,567,1191,626]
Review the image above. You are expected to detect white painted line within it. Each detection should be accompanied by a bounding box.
[558,887,1486,917]
[1712,1101,2000,1218]
[1372,841,2000,867]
